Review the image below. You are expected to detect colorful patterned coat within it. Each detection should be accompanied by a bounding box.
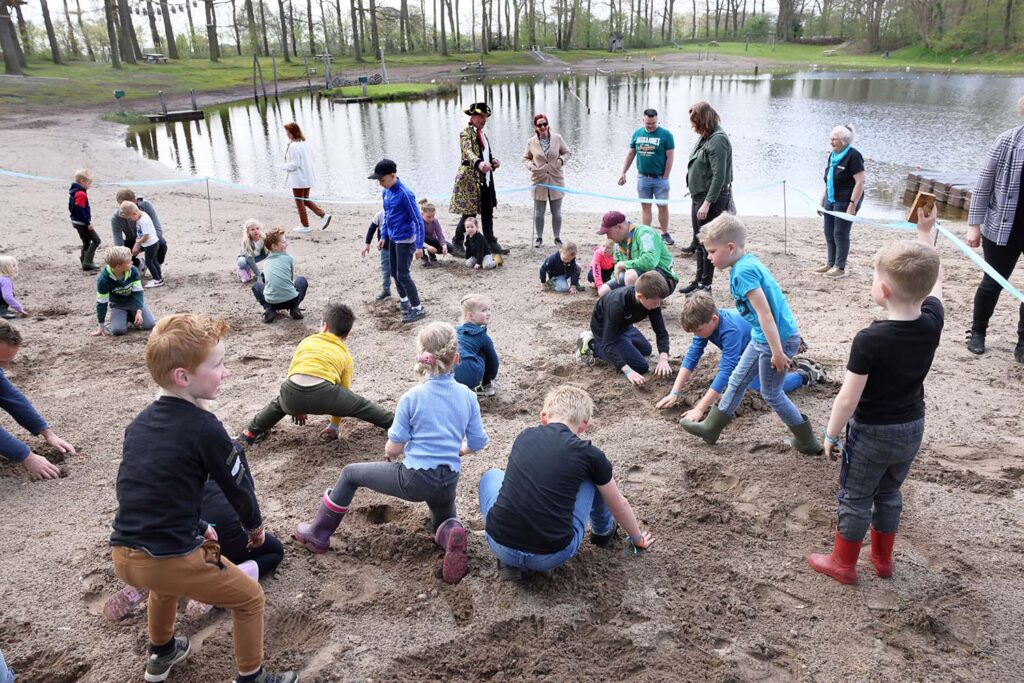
[449,125,496,216]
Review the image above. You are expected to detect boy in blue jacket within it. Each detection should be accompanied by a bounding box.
[539,241,582,293]
[368,158,427,324]
[454,294,499,397]
[69,169,101,271]
[656,291,822,421]
[0,320,76,480]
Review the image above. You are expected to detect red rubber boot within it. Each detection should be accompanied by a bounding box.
[870,527,896,578]
[435,518,469,585]
[807,531,862,585]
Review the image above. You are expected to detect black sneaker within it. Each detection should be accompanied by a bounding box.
[289,307,304,320]
[1015,341,1024,364]
[451,245,466,258]
[144,636,191,682]
[590,524,618,548]
[375,290,391,301]
[233,668,298,683]
[489,240,510,255]
[554,237,563,248]
[402,306,427,324]
[678,280,700,295]
[966,330,986,355]
[661,232,675,246]
[533,238,542,248]
[262,309,276,324]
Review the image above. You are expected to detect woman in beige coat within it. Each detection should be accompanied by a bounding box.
[522,114,571,248]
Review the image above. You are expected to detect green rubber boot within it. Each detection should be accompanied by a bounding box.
[679,405,733,445]
[786,414,824,455]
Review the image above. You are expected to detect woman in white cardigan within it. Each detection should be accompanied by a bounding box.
[522,113,571,248]
[283,122,331,233]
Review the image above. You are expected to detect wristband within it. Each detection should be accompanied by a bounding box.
[670,390,683,398]
[623,367,634,378]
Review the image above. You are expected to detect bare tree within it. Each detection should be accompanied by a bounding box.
[159,0,179,57]
[278,0,292,59]
[438,0,447,53]
[204,0,220,61]
[145,0,162,48]
[1005,0,1015,48]
[348,0,362,59]
[306,0,316,53]
[289,0,298,54]
[0,2,24,74]
[61,0,81,55]
[244,0,260,54]
[75,0,96,59]
[259,0,270,54]
[39,0,62,62]
[104,0,122,67]
[368,0,380,56]
[445,0,457,50]
[183,0,196,53]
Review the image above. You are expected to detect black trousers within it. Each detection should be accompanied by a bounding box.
[453,183,498,248]
[690,188,732,287]
[972,226,1024,340]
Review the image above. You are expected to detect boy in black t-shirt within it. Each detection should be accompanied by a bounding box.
[478,385,654,580]
[808,206,943,585]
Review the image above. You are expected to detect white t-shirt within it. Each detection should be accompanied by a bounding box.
[136,212,158,248]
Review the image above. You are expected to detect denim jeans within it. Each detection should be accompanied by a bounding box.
[237,252,267,276]
[379,245,392,294]
[750,371,803,394]
[389,241,420,307]
[330,463,459,530]
[822,198,860,268]
[837,417,924,541]
[594,326,652,374]
[478,468,613,572]
[0,649,13,683]
[718,334,803,426]
[637,175,670,201]
[548,275,573,292]
[109,305,156,336]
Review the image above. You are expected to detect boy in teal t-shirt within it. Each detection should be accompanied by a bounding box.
[617,109,676,245]
[679,214,823,455]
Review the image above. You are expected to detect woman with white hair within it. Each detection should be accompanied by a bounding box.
[814,124,865,279]
[965,96,1024,364]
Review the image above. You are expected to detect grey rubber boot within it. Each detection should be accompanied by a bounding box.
[82,243,100,271]
[679,405,733,445]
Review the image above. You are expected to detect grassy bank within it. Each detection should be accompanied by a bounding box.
[320,82,458,101]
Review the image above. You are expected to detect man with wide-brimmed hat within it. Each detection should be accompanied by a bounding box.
[449,102,509,257]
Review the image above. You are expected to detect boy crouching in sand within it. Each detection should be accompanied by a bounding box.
[109,314,295,683]
[91,246,156,337]
[808,207,943,585]
[479,385,654,581]
[239,301,393,445]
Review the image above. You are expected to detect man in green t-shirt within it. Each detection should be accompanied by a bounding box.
[617,108,676,246]
[595,210,678,297]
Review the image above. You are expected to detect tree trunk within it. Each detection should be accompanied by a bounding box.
[421,0,427,47]
[0,3,24,74]
[307,0,316,53]
[1005,0,1014,48]
[505,0,512,48]
[348,0,362,59]
[279,0,292,59]
[75,0,96,59]
[454,0,461,50]
[61,0,82,56]
[368,0,380,57]
[39,0,62,62]
[159,0,179,57]
[317,0,327,52]
[13,3,30,58]
[289,0,298,54]
[228,0,240,54]
[445,0,457,51]
[144,0,161,49]
[184,0,196,53]
[204,0,220,61]
[402,0,413,50]
[528,0,536,45]
[259,0,270,54]
[439,0,447,53]
[244,0,259,54]
[104,0,122,67]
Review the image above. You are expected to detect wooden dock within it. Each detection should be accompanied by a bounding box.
[144,110,206,123]
[331,96,371,104]
[905,171,975,210]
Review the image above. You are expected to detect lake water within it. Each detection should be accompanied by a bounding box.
[127,70,1024,221]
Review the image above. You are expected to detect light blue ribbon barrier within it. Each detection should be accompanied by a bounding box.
[536,179,786,205]
[0,167,208,187]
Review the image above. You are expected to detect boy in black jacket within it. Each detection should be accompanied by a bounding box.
[577,271,674,385]
[68,169,101,271]
[539,240,582,293]
[109,314,295,683]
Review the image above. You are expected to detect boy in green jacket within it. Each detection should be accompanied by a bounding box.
[594,211,678,297]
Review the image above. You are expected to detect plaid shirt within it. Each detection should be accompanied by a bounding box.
[969,125,1024,246]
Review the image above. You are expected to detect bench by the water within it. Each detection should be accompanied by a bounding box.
[144,53,168,64]
[905,171,975,210]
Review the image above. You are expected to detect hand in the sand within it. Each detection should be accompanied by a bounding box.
[629,530,655,550]
[625,370,646,387]
[133,310,142,327]
[16,310,28,318]
[425,244,438,255]
[655,393,679,409]
[966,224,981,249]
[22,452,61,480]
[361,244,371,257]
[568,285,578,295]
[319,425,339,442]
[474,264,481,270]
[654,357,672,377]
[770,351,790,374]
[682,407,705,423]
[42,428,76,455]
[90,325,107,337]
[441,243,448,255]
[203,525,218,542]
[291,414,308,426]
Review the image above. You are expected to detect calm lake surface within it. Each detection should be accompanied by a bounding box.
[127,71,1024,221]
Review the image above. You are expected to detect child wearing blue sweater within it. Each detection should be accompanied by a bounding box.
[369,158,427,324]
[657,291,821,421]
[294,321,488,584]
[453,294,500,397]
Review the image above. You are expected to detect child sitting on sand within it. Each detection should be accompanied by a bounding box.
[293,321,488,585]
[239,300,393,445]
[463,217,496,270]
[540,240,582,294]
[0,256,26,319]
[479,385,654,580]
[656,291,823,421]
[236,219,268,284]
[118,200,164,288]
[587,239,615,289]
[361,209,392,300]
[91,246,156,337]
[419,199,452,266]
[109,313,296,683]
[251,228,308,324]
[454,294,500,397]
[679,214,822,455]
[808,206,943,585]
[69,168,101,271]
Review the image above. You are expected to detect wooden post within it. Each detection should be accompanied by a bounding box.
[190,89,197,110]
[205,177,213,232]
[782,180,789,255]
[158,90,167,113]
[272,53,278,98]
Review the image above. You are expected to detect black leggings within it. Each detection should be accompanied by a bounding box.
[453,183,498,247]
[691,189,732,287]
[972,227,1024,340]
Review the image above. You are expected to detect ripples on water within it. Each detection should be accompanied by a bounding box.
[127,71,1024,220]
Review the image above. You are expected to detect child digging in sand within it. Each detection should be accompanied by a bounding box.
[293,321,488,585]
[239,301,393,445]
[808,206,943,585]
[91,246,156,337]
[463,217,496,270]
[678,214,823,455]
[454,294,500,397]
[0,256,27,319]
[109,313,296,683]
[539,240,582,293]
[479,385,654,580]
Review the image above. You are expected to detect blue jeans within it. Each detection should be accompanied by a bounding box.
[379,245,392,294]
[822,198,860,268]
[718,334,803,426]
[478,468,613,572]
[750,371,804,394]
[594,326,652,374]
[548,275,573,292]
[637,175,670,202]
[837,418,924,541]
[388,241,420,307]
[109,305,156,336]
[0,649,12,683]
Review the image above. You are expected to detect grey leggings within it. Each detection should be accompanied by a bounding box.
[328,462,459,530]
[534,198,563,240]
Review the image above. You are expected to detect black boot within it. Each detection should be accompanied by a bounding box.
[965,329,986,355]
[680,235,698,256]
[489,239,510,255]
[679,280,700,295]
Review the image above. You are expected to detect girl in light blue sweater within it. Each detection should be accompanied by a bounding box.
[293,321,488,584]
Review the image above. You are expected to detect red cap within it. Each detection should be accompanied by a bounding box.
[596,210,627,234]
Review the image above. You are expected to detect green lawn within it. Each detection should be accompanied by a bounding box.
[321,82,457,101]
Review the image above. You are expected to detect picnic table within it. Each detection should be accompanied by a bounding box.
[145,53,168,64]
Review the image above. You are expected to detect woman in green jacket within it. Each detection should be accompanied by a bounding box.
[683,102,733,294]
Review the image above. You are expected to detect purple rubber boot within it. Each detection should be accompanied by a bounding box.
[293,490,346,553]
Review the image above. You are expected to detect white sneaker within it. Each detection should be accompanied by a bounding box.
[292,226,313,233]
[144,279,164,288]
[320,214,333,230]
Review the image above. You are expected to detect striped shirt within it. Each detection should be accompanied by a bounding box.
[969,124,1024,246]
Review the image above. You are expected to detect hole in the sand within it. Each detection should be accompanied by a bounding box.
[362,504,399,525]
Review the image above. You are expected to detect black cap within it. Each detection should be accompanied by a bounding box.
[367,158,397,179]
[464,102,492,117]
